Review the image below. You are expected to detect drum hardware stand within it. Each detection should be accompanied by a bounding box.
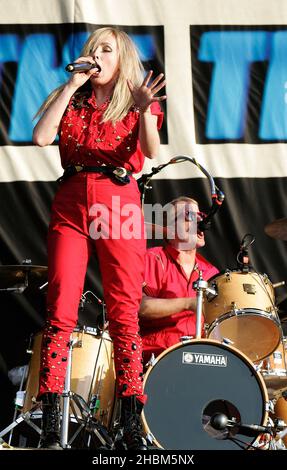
[0,345,44,447]
[60,335,113,449]
[262,416,287,450]
[180,336,194,343]
[145,353,156,368]
[0,333,113,449]
[39,281,48,291]
[0,402,42,446]
[193,271,217,339]
[0,260,32,293]
[276,422,287,448]
[0,284,26,293]
[6,363,30,445]
[60,336,76,448]
[0,332,47,446]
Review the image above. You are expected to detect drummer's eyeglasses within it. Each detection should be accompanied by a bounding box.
[184,210,206,222]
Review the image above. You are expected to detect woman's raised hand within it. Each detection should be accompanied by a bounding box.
[127,71,166,112]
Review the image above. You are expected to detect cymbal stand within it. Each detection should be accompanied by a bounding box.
[0,286,26,293]
[193,270,217,339]
[7,364,29,445]
[0,270,29,293]
[0,402,42,445]
[0,330,43,446]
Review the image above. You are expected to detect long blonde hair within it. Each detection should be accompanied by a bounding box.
[35,27,145,123]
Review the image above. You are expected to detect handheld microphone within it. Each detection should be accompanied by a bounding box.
[65,62,100,73]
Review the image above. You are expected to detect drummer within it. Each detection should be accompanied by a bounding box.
[139,196,219,364]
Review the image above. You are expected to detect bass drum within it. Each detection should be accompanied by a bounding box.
[142,339,268,450]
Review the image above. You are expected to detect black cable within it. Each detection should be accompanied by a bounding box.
[228,435,264,450]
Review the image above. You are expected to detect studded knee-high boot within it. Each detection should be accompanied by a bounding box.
[120,395,147,450]
[39,392,62,449]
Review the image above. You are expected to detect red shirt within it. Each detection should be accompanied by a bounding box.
[140,244,219,360]
[59,91,163,173]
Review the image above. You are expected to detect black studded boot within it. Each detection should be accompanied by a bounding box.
[39,392,62,449]
[120,395,147,450]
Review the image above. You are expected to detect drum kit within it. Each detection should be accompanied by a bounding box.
[142,220,287,450]
[142,269,287,450]
[1,219,287,450]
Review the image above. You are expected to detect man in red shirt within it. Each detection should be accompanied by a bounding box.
[139,196,219,363]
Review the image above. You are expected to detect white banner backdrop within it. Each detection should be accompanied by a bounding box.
[1,0,287,181]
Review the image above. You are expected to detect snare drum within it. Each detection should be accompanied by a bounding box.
[204,270,281,362]
[258,338,287,399]
[142,339,268,450]
[23,327,116,429]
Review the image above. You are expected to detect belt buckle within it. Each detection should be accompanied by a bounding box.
[113,167,127,178]
[74,165,84,173]
[112,167,130,184]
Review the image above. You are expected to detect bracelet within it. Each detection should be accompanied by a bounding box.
[135,105,151,114]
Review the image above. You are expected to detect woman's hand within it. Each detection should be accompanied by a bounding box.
[67,56,99,89]
[127,71,166,113]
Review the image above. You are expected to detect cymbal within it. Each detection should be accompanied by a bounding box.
[264,217,287,241]
[0,265,47,286]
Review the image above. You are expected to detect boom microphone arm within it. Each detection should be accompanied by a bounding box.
[137,155,225,229]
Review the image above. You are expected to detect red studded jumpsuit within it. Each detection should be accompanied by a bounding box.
[38,91,163,404]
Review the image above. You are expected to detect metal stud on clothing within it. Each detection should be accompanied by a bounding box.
[39,173,147,403]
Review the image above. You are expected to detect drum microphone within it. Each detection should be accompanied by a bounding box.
[65,62,100,73]
[237,233,255,270]
[239,233,255,252]
[210,412,273,438]
[197,197,224,232]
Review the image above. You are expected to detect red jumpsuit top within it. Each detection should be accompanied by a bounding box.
[140,244,219,360]
[58,90,163,172]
